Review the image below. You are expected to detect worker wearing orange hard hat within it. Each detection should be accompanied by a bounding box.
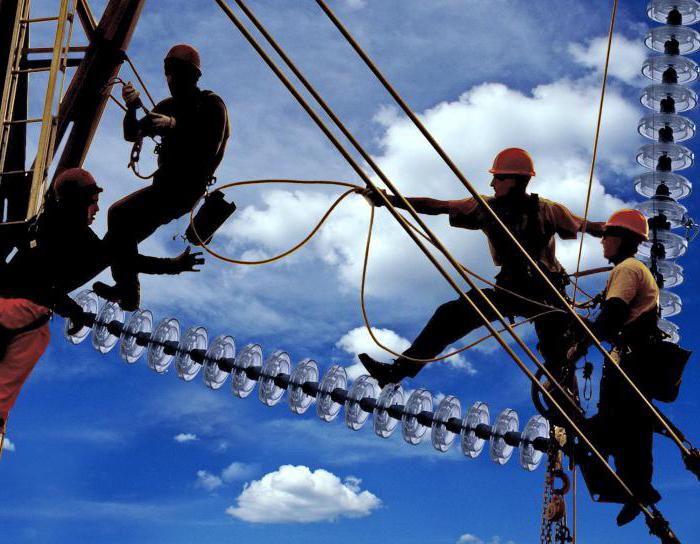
[0,168,203,433]
[358,148,606,389]
[568,208,690,527]
[96,44,230,311]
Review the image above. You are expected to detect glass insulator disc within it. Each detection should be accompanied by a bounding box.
[642,55,699,84]
[231,343,263,398]
[176,326,208,381]
[639,230,688,259]
[288,358,318,415]
[258,350,291,406]
[640,83,698,113]
[148,317,180,374]
[119,309,153,364]
[462,401,490,459]
[345,375,380,431]
[373,384,404,438]
[64,289,98,345]
[658,318,680,344]
[659,289,682,317]
[637,197,687,229]
[203,334,236,390]
[490,408,519,465]
[637,143,694,171]
[92,301,124,354]
[634,172,691,200]
[645,25,700,55]
[638,113,695,142]
[316,365,347,422]
[402,389,433,445]
[431,395,461,453]
[647,0,700,26]
[520,415,550,471]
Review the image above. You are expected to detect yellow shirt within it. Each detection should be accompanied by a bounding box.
[605,257,659,324]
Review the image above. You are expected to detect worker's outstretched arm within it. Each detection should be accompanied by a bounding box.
[581,220,606,238]
[362,188,450,215]
[134,247,204,275]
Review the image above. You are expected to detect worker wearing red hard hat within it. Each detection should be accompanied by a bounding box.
[358,148,606,390]
[96,44,230,311]
[567,209,689,527]
[0,168,203,432]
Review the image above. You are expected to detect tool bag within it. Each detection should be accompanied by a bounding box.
[623,341,692,403]
[185,190,236,246]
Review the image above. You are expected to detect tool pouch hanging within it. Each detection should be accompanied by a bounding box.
[627,342,692,403]
[185,190,236,246]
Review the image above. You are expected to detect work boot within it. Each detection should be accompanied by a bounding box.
[93,280,141,312]
[617,502,642,526]
[358,353,398,388]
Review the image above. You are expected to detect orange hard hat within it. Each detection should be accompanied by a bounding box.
[53,168,102,202]
[489,147,536,177]
[165,44,201,75]
[605,209,649,240]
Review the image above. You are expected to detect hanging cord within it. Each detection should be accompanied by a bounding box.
[217,0,587,425]
[212,4,685,531]
[571,0,618,307]
[312,0,693,459]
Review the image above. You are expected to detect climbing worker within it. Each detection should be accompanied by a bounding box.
[567,209,662,527]
[95,43,230,311]
[358,148,606,387]
[0,168,203,430]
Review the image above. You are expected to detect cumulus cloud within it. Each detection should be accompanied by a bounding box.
[195,470,223,492]
[568,33,647,84]
[2,437,16,452]
[457,535,516,544]
[174,433,198,443]
[222,462,257,483]
[226,465,381,523]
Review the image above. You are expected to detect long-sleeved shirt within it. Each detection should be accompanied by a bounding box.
[124,88,229,186]
[0,213,180,315]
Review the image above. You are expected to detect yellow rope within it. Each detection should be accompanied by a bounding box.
[571,0,618,307]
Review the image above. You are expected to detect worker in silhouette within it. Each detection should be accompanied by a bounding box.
[0,168,202,430]
[568,209,661,526]
[96,44,230,310]
[358,148,606,387]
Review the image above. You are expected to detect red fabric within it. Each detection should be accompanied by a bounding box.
[0,299,51,420]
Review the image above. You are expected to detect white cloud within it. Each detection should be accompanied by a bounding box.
[226,465,382,523]
[195,470,223,492]
[568,34,647,85]
[222,462,256,483]
[457,535,516,544]
[2,437,16,452]
[344,0,366,8]
[174,433,198,443]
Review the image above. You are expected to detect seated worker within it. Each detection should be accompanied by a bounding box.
[96,44,229,311]
[567,209,662,527]
[358,148,606,387]
[0,168,202,430]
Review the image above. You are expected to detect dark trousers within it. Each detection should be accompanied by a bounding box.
[397,283,572,376]
[593,356,658,504]
[105,179,204,287]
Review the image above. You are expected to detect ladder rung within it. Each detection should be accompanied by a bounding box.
[3,118,43,125]
[13,67,53,75]
[20,16,60,23]
[24,46,88,54]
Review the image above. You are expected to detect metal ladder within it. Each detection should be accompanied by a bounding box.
[0,0,79,220]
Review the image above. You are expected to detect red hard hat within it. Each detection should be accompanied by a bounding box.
[489,148,536,177]
[53,168,102,202]
[165,44,201,75]
[605,209,649,240]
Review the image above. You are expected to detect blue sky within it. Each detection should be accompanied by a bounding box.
[2,1,700,543]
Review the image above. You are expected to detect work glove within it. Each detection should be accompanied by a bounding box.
[142,112,176,135]
[121,82,141,109]
[357,187,388,207]
[169,247,205,274]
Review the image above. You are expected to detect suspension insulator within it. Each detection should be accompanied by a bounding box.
[345,375,380,431]
[635,172,692,200]
[640,84,698,112]
[92,302,125,354]
[258,350,291,406]
[148,317,180,373]
[461,401,490,459]
[288,358,318,415]
[642,55,700,84]
[637,142,694,171]
[203,334,236,390]
[646,25,700,55]
[659,289,683,317]
[64,289,99,345]
[231,343,263,398]
[402,389,433,445]
[431,395,461,452]
[316,365,347,422]
[638,113,696,142]
[647,0,700,26]
[373,384,404,438]
[176,326,208,381]
[119,309,153,364]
